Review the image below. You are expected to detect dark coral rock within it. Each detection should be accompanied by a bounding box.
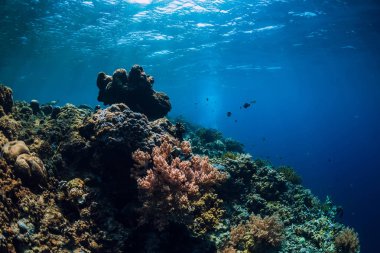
[0,115,20,140]
[0,84,13,115]
[113,68,129,87]
[128,64,145,84]
[174,122,186,141]
[19,106,33,116]
[40,104,53,115]
[96,65,171,120]
[29,100,40,115]
[51,106,61,119]
[82,103,151,151]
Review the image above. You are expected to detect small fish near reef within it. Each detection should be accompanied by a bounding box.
[45,100,59,106]
[243,102,251,109]
[242,100,256,109]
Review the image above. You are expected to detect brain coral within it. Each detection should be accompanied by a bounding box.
[2,140,30,161]
[14,153,47,186]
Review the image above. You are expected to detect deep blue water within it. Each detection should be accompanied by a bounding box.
[1,0,380,251]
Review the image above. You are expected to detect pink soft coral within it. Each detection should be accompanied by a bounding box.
[132,137,226,231]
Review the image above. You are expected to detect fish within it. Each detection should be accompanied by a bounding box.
[243,102,251,109]
[227,112,232,117]
[45,100,59,106]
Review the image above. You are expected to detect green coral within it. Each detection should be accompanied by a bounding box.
[196,128,222,144]
[224,138,244,153]
[276,166,302,185]
[189,192,225,237]
[222,152,239,160]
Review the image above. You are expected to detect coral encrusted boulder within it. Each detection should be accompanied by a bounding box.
[81,103,151,151]
[96,65,171,120]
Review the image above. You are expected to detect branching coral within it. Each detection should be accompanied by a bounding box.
[334,228,360,253]
[224,214,284,253]
[132,138,227,234]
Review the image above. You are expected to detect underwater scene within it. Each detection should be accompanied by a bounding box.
[1,0,380,252]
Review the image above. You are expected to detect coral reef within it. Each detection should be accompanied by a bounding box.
[96,65,171,120]
[0,68,361,253]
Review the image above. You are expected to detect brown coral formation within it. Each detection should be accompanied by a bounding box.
[0,84,13,115]
[0,115,20,140]
[335,228,360,253]
[97,65,171,120]
[222,214,284,253]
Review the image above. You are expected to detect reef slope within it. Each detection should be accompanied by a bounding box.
[0,67,359,253]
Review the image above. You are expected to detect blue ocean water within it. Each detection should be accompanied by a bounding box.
[0,0,379,251]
